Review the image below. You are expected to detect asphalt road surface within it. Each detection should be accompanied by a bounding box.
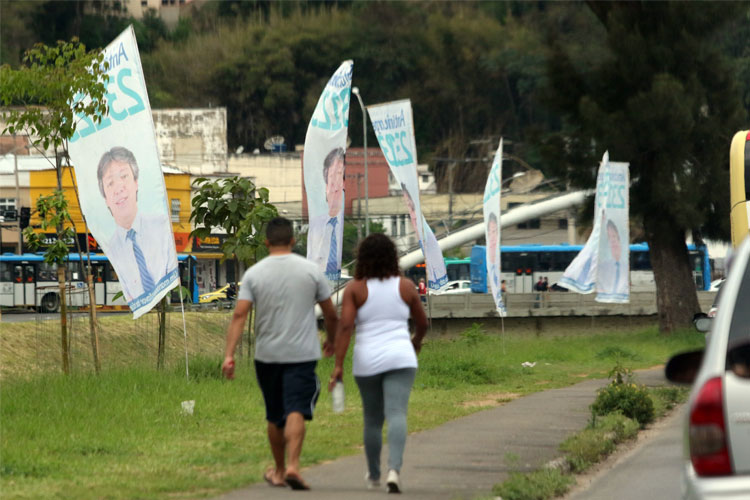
[566,406,686,500]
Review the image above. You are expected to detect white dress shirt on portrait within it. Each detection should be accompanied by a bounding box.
[106,211,178,302]
[307,211,344,275]
[597,258,628,297]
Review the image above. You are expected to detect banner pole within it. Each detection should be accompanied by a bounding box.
[500,314,505,356]
[178,280,189,381]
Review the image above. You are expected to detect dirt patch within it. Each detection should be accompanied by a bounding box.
[460,392,520,408]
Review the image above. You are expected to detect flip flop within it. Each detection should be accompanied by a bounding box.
[264,470,286,488]
[284,473,311,490]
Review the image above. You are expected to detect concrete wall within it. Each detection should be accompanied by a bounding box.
[426,290,716,319]
[152,108,228,175]
[227,153,303,203]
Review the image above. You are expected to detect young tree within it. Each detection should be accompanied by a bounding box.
[190,176,278,282]
[1,39,109,372]
[543,1,745,331]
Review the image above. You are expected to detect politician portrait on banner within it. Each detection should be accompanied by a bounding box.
[68,26,178,319]
[303,60,353,281]
[558,152,630,303]
[483,139,506,316]
[367,99,447,290]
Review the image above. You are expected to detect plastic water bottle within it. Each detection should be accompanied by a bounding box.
[332,380,345,413]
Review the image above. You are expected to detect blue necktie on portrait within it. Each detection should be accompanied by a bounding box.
[127,228,155,292]
[326,217,339,274]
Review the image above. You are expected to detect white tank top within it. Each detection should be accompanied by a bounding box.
[352,276,418,377]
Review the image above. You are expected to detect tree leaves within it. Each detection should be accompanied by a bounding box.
[189,176,278,267]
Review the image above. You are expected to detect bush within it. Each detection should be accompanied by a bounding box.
[590,363,654,427]
[492,469,574,500]
[561,413,639,473]
[460,323,489,346]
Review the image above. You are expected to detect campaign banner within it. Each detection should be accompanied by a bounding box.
[303,60,353,281]
[367,99,447,289]
[68,26,178,319]
[483,139,506,316]
[558,152,630,303]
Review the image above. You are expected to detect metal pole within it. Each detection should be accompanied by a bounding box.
[13,135,22,254]
[364,105,369,237]
[352,88,369,236]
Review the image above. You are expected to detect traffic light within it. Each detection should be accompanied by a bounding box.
[19,207,30,229]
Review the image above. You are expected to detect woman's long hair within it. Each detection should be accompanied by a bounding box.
[354,233,400,280]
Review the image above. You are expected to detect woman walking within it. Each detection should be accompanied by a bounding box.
[329,233,428,493]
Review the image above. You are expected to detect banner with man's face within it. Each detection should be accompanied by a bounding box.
[595,159,629,303]
[558,152,630,303]
[367,99,447,289]
[68,26,178,319]
[483,139,506,316]
[303,60,353,281]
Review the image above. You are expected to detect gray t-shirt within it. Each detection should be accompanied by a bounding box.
[238,253,331,363]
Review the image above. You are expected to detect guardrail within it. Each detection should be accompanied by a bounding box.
[425,291,716,318]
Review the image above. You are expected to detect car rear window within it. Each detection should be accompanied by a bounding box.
[728,259,750,346]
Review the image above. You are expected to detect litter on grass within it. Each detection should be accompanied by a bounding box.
[181,400,195,415]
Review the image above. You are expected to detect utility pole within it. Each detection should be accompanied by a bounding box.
[12,134,23,254]
[356,173,362,243]
[448,162,456,230]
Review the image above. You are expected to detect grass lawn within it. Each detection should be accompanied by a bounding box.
[0,319,704,499]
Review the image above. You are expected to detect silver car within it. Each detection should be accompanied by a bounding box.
[667,235,750,499]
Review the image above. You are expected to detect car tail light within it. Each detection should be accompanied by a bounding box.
[689,376,732,476]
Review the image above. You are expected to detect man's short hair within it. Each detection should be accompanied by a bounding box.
[322,147,345,184]
[266,217,294,246]
[489,212,498,227]
[97,147,139,198]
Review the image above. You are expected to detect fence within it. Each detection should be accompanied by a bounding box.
[0,304,244,379]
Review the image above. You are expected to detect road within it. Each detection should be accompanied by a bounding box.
[565,406,686,500]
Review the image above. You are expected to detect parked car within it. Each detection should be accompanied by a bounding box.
[199,283,237,304]
[666,235,750,500]
[709,278,726,292]
[432,280,472,295]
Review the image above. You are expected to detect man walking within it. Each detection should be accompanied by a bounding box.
[222,217,339,490]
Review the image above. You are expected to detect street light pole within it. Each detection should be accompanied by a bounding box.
[352,87,369,236]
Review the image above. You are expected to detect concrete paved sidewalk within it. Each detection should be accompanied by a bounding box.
[216,367,669,500]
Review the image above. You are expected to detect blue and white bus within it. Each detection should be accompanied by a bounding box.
[470,243,711,294]
[0,253,199,312]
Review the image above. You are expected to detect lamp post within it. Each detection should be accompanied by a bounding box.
[351,87,369,236]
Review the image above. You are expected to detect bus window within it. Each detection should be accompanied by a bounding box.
[65,261,85,281]
[537,252,553,272]
[0,262,11,282]
[92,264,105,283]
[37,262,57,281]
[24,265,34,282]
[631,250,651,271]
[106,263,119,281]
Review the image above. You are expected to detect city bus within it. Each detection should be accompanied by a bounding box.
[0,253,198,312]
[403,256,472,285]
[470,243,711,294]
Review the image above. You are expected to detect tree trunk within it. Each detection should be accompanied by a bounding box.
[57,264,70,374]
[644,217,701,332]
[87,274,101,373]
